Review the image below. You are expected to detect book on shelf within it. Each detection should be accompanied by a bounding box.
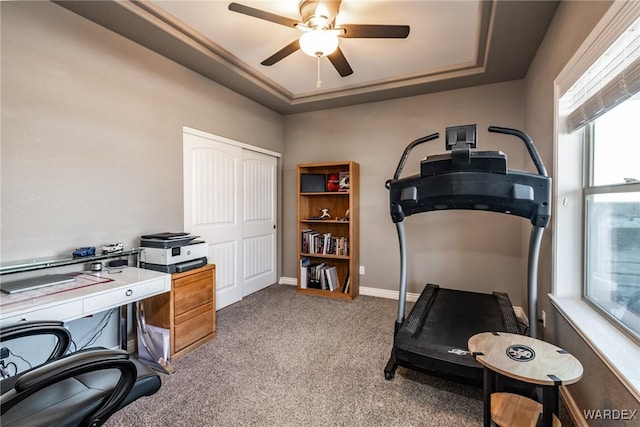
[300,229,314,254]
[300,229,349,256]
[319,265,328,290]
[326,266,340,291]
[300,257,310,289]
[343,273,350,294]
[301,262,343,292]
[307,262,325,289]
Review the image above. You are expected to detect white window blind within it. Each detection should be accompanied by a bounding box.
[563,16,640,133]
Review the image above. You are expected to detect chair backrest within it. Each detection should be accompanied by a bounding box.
[1,321,72,395]
[0,321,158,427]
[1,321,71,363]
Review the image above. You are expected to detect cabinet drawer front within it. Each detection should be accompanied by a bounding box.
[174,305,214,352]
[173,268,212,288]
[174,301,212,325]
[1,300,83,326]
[174,274,213,316]
[84,278,166,314]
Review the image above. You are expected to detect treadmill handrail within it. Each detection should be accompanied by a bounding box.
[488,126,548,177]
[389,132,440,183]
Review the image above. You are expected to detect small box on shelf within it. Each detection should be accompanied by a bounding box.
[338,171,350,192]
[300,174,326,193]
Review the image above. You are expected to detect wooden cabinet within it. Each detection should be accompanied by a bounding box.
[142,264,215,360]
[297,162,359,300]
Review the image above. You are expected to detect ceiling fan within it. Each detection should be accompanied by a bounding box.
[228,1,410,78]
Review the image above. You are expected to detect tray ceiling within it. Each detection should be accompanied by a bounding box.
[54,1,559,114]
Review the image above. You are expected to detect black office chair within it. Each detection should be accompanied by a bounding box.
[0,321,161,427]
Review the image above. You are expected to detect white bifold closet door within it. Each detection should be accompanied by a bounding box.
[183,129,278,310]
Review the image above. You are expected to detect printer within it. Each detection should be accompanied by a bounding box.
[139,232,208,273]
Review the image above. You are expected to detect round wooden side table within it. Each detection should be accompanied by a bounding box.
[468,332,583,427]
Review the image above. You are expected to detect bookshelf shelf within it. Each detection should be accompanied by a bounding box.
[297,161,359,299]
[300,220,350,224]
[300,253,350,260]
[300,191,349,196]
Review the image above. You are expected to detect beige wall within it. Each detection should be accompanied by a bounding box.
[283,80,531,306]
[523,0,640,419]
[1,1,283,262]
[3,0,638,419]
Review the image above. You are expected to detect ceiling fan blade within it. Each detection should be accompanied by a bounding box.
[327,47,353,77]
[261,40,301,66]
[339,24,410,39]
[228,3,299,28]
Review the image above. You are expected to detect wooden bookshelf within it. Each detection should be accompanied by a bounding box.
[297,161,359,300]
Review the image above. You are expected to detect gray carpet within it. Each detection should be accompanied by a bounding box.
[106,284,574,426]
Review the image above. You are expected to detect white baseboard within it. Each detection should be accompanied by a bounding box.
[359,286,421,301]
[279,276,420,300]
[279,277,526,318]
[279,276,297,286]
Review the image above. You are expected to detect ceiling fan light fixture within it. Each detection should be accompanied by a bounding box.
[307,14,330,29]
[299,29,339,57]
[229,0,409,80]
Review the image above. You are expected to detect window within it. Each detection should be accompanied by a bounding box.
[584,95,640,340]
[560,12,640,340]
[554,2,640,398]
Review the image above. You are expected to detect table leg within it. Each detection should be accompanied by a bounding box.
[483,367,494,427]
[119,304,128,350]
[541,385,558,427]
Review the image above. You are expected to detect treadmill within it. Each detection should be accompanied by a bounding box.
[383,124,551,384]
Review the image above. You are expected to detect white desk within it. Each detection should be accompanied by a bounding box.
[0,267,171,327]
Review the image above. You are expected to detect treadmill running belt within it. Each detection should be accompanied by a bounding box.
[393,284,521,383]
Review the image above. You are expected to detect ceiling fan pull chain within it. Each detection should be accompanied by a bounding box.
[316,55,322,88]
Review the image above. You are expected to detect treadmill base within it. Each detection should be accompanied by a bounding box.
[385,284,524,385]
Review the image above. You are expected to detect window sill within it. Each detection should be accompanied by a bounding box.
[549,295,640,401]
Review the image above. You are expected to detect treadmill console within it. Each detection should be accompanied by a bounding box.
[445,124,477,164]
[421,124,506,175]
[421,151,507,176]
[387,124,551,227]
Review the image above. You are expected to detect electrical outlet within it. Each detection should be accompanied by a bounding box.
[0,347,9,359]
[359,266,365,275]
[541,310,546,328]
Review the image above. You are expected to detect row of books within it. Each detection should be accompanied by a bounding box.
[299,257,350,293]
[300,230,349,256]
